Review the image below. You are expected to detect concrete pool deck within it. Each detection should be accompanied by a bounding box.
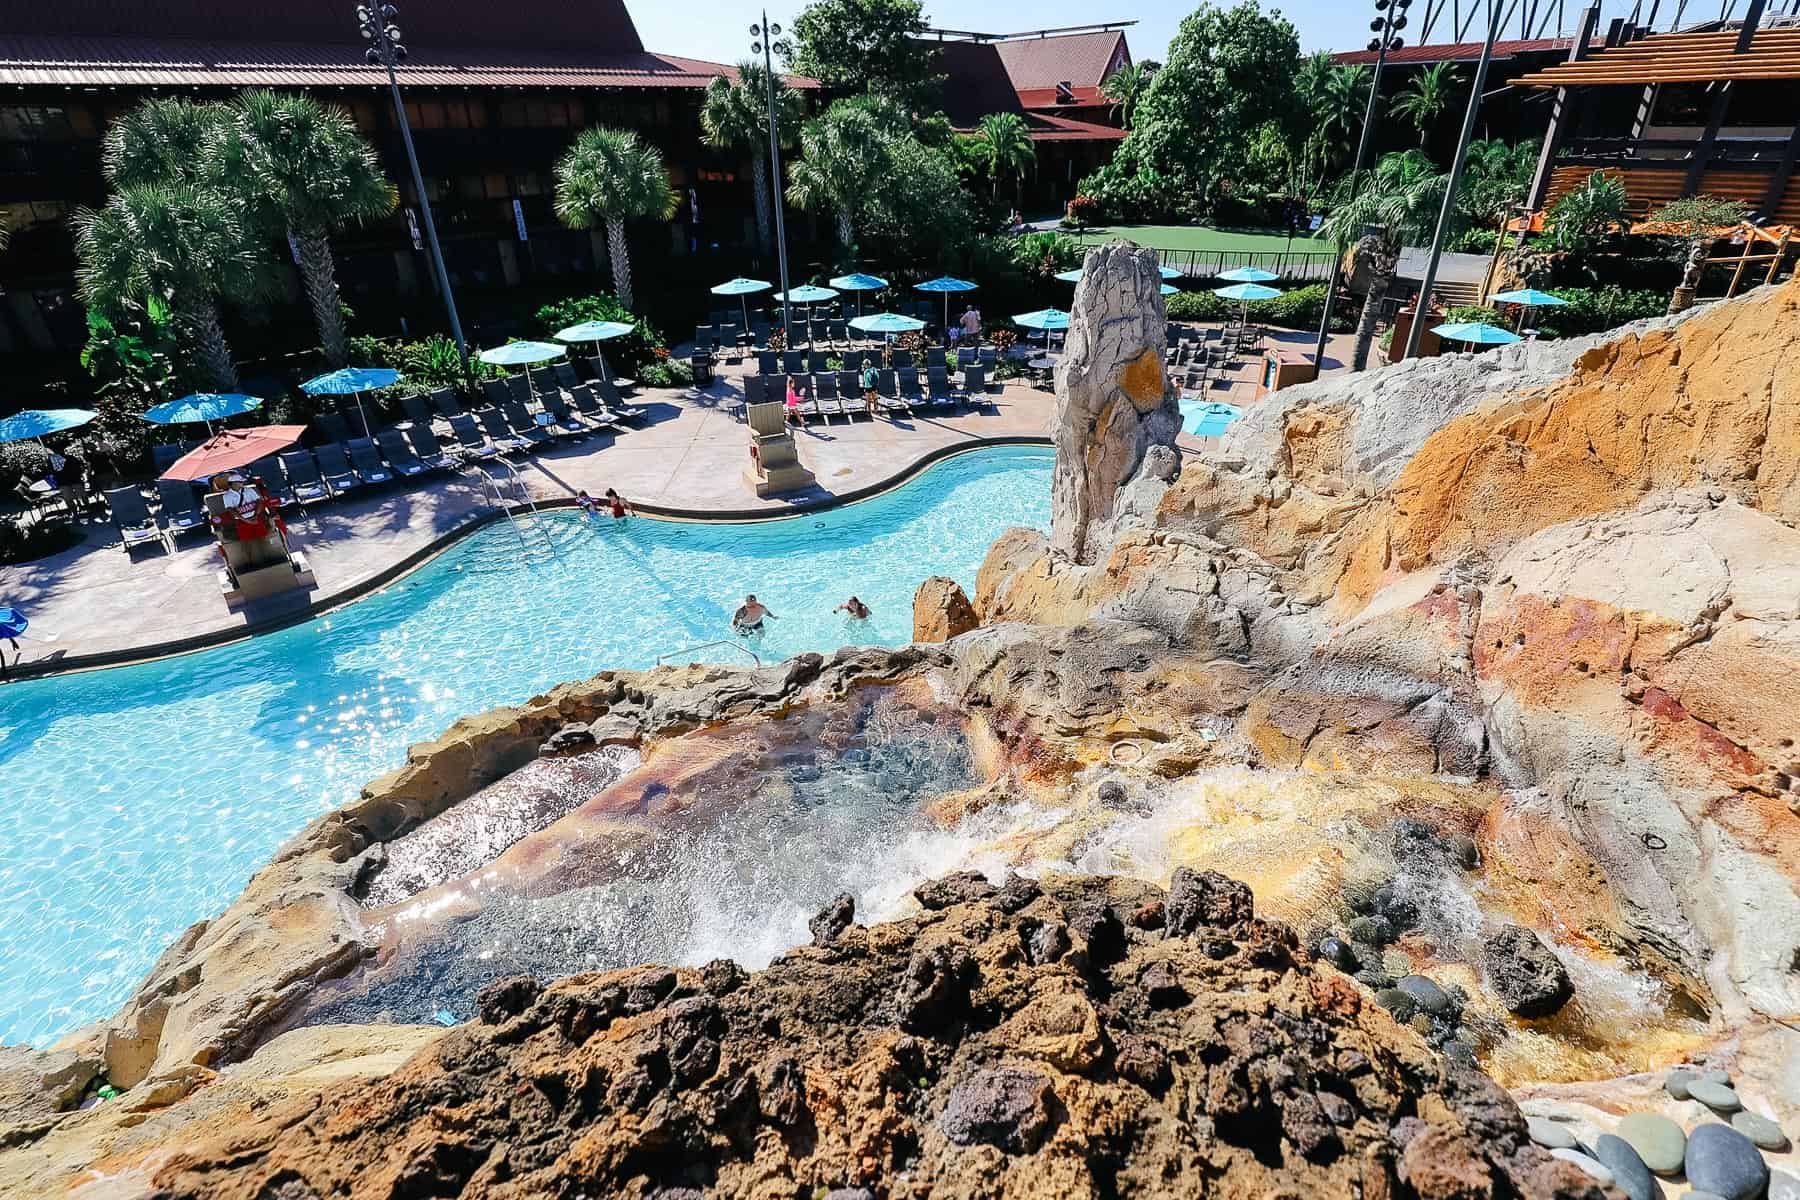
[0,330,1353,674]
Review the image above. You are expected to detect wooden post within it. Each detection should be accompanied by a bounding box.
[1523,4,1603,227]
[1765,229,1792,287]
[1726,225,1754,297]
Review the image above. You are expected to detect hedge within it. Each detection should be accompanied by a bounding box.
[1165,283,1350,332]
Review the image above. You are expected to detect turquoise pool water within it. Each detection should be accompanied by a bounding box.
[0,445,1052,1048]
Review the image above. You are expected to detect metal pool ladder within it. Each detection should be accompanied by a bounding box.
[656,639,762,666]
[473,460,560,565]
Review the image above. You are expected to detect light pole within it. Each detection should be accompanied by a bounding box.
[358,3,470,375]
[1312,0,1410,376]
[750,13,794,350]
[1401,0,1515,361]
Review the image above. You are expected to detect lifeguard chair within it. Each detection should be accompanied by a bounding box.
[744,401,816,498]
[204,484,315,608]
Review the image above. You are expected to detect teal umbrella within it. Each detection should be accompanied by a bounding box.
[916,275,977,332]
[1431,321,1523,348]
[1055,264,1180,282]
[775,284,838,303]
[1212,283,1282,302]
[556,321,636,384]
[0,408,96,444]
[849,312,925,334]
[300,370,397,438]
[830,272,888,317]
[1013,308,1070,330]
[707,279,770,334]
[1218,266,1279,283]
[142,393,264,434]
[1182,401,1243,438]
[1489,288,1566,331]
[478,340,567,366]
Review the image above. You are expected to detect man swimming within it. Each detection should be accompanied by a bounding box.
[731,594,777,635]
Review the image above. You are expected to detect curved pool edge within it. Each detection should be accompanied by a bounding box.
[3,436,1052,682]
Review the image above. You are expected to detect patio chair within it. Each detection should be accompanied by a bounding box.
[316,411,353,445]
[583,353,610,381]
[500,401,555,450]
[962,363,987,400]
[430,387,463,419]
[375,430,428,477]
[314,443,362,493]
[347,437,396,485]
[754,351,778,376]
[807,350,829,373]
[569,386,623,431]
[746,373,770,406]
[505,374,533,406]
[404,424,459,470]
[782,349,806,375]
[529,366,562,398]
[476,407,533,454]
[448,414,500,460]
[898,367,925,411]
[892,348,913,369]
[693,325,713,356]
[926,365,956,411]
[481,378,511,408]
[978,347,999,368]
[154,479,209,540]
[150,443,184,475]
[103,486,168,555]
[554,362,581,390]
[237,456,293,508]
[828,319,849,346]
[593,377,646,422]
[926,347,946,369]
[814,372,842,421]
[401,392,436,429]
[541,392,591,437]
[277,451,334,505]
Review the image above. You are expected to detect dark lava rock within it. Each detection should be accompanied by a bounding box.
[1114,1035,1172,1093]
[1354,969,1396,991]
[1019,918,1072,966]
[1340,880,1378,914]
[1317,1092,1355,1126]
[1686,1123,1771,1200]
[809,893,856,946]
[1482,924,1573,1017]
[1347,914,1394,947]
[892,945,975,1033]
[1374,989,1417,1023]
[1591,1132,1656,1200]
[475,975,542,1025]
[758,1056,807,1127]
[992,873,1041,914]
[1280,1091,1342,1162]
[1444,834,1480,870]
[1138,961,1190,1009]
[1391,817,1443,861]
[1318,935,1360,973]
[1096,779,1128,808]
[1067,902,1126,965]
[701,959,747,996]
[1371,883,1419,931]
[915,871,996,910]
[940,1066,1057,1154]
[1128,900,1165,930]
[540,723,596,755]
[625,970,678,1014]
[1395,975,1452,1016]
[1440,1039,1477,1066]
[1164,866,1254,936]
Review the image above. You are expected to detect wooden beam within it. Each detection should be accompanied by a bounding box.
[1685,79,1735,196]
[1759,119,1800,216]
[1526,3,1604,216]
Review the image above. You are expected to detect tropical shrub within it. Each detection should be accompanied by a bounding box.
[1063,194,1102,227]
[1165,283,1348,332]
[1529,285,1665,338]
[1009,232,1082,284]
[1442,304,1503,326]
[636,351,695,389]
[533,293,666,374]
[0,516,83,567]
[347,333,498,392]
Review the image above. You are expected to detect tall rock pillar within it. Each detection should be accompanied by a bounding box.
[1050,242,1180,564]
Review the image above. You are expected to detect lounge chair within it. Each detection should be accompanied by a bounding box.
[814,373,842,421]
[244,456,294,507]
[313,443,362,493]
[375,430,428,477]
[807,351,829,373]
[448,414,499,460]
[898,367,926,412]
[481,379,511,408]
[756,351,779,376]
[316,411,353,445]
[154,480,209,540]
[962,363,987,401]
[584,353,611,382]
[927,365,957,411]
[892,349,913,369]
[569,386,623,431]
[780,350,804,375]
[828,319,849,346]
[347,437,395,485]
[529,366,562,398]
[505,375,533,406]
[554,363,581,390]
[430,387,462,420]
[744,374,768,405]
[501,401,555,449]
[476,408,532,454]
[693,325,713,356]
[593,377,646,421]
[404,424,459,470]
[927,347,946,368]
[103,487,168,554]
[401,392,436,429]
[875,368,905,417]
[541,392,591,437]
[277,451,333,505]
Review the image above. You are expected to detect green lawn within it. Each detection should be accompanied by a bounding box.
[1073,224,1330,254]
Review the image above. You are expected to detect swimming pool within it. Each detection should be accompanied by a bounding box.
[0,445,1052,1047]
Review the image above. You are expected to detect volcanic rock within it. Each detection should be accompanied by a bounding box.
[808,892,856,946]
[912,575,979,643]
[1482,924,1574,1018]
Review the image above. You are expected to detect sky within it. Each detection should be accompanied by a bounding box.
[630,0,1657,69]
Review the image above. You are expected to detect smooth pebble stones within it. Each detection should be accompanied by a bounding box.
[1688,1079,1743,1113]
[1686,1193,1728,1200]
[1395,974,1453,1016]
[1685,1122,1770,1200]
[1700,1069,1731,1084]
[1527,1116,1578,1150]
[1731,1109,1790,1151]
[1550,1148,1615,1187]
[1592,1133,1657,1200]
[1769,1169,1800,1200]
[1615,1113,1686,1175]
[1665,1068,1697,1100]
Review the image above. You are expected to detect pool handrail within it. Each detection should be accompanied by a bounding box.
[656,639,762,667]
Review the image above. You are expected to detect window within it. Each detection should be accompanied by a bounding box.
[0,106,77,140]
[0,199,67,231]
[483,173,510,199]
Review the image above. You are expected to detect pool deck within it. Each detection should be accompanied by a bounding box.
[0,328,1353,675]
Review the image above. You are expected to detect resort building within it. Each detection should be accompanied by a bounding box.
[1512,10,1800,224]
[0,0,812,357]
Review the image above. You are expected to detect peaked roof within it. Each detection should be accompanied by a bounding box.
[993,29,1128,89]
[1331,36,1589,66]
[934,40,1029,126]
[1510,26,1800,85]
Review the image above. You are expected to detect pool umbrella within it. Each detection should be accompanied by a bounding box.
[1213,281,1282,327]
[773,285,839,344]
[0,606,25,639]
[1431,321,1523,350]
[478,341,567,401]
[0,408,97,445]
[299,368,398,439]
[1183,401,1243,438]
[160,425,307,483]
[1054,264,1181,282]
[1013,308,1071,330]
[555,320,635,384]
[1219,266,1279,283]
[849,312,925,361]
[829,272,888,317]
[143,393,264,434]
[915,276,978,334]
[1489,287,1567,330]
[707,278,771,335]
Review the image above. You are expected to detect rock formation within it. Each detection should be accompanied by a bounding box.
[912,575,978,642]
[146,874,1603,1200]
[1050,242,1180,563]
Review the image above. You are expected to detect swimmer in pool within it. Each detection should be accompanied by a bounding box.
[731,594,777,635]
[834,596,871,620]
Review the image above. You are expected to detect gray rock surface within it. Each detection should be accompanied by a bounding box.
[1685,1123,1770,1200]
[1689,1080,1743,1112]
[1550,1147,1615,1186]
[1731,1109,1789,1151]
[1050,242,1179,563]
[1395,975,1451,1016]
[1482,923,1574,1017]
[1592,1132,1656,1200]
[1666,1069,1697,1100]
[1616,1112,1686,1175]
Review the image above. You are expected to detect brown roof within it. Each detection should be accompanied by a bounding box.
[1331,36,1592,66]
[1511,27,1800,85]
[1022,112,1127,143]
[933,40,1029,126]
[1016,85,1106,109]
[993,30,1128,89]
[0,35,812,91]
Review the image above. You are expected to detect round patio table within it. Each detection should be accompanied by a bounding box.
[1026,356,1057,388]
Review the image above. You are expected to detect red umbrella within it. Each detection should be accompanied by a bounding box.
[160,425,308,482]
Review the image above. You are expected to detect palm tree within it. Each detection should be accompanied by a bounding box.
[553,127,677,310]
[74,184,268,390]
[977,112,1035,209]
[1321,150,1448,372]
[223,91,396,369]
[700,61,803,255]
[788,102,887,252]
[1100,62,1151,130]
[102,96,228,190]
[1319,65,1373,167]
[1390,62,1461,151]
